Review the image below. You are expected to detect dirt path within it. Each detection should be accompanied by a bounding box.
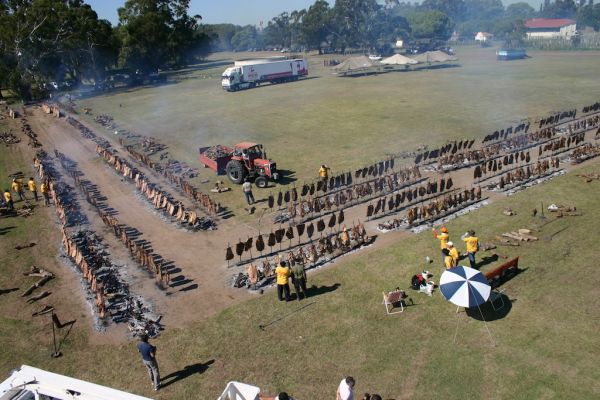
[28,107,255,331]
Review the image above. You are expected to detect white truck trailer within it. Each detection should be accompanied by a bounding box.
[221,58,308,91]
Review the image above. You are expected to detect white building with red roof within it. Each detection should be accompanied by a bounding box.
[524,18,577,39]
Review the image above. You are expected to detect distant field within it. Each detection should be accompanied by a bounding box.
[77,46,600,212]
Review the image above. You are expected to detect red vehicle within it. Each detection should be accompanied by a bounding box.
[199,142,279,188]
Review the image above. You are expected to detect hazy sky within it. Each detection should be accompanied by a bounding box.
[88,0,543,27]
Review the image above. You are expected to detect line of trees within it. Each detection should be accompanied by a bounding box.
[0,0,210,100]
[203,0,600,53]
[3,0,600,100]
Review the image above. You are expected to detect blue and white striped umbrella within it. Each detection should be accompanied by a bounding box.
[440,266,491,308]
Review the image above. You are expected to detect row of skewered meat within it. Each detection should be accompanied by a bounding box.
[405,187,483,225]
[270,165,421,213]
[121,143,219,215]
[226,210,350,263]
[538,109,576,128]
[482,122,530,143]
[365,177,455,218]
[414,139,476,165]
[95,144,214,229]
[20,117,42,147]
[489,159,559,190]
[67,116,111,148]
[235,223,371,287]
[54,150,173,285]
[570,143,600,164]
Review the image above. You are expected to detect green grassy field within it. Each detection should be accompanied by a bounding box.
[76,46,600,214]
[2,47,600,398]
[2,129,599,397]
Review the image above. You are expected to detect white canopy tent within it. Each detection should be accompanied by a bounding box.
[380,54,418,65]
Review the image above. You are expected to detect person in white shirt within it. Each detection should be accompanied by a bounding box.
[242,178,255,205]
[337,376,355,400]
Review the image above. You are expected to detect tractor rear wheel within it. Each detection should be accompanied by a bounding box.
[255,176,268,188]
[226,160,246,184]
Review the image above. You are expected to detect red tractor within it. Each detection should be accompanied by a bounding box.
[199,142,279,188]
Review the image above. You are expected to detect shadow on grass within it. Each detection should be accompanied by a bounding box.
[0,288,19,295]
[309,283,341,297]
[466,294,514,321]
[276,169,297,185]
[477,254,499,269]
[0,226,16,235]
[160,359,215,388]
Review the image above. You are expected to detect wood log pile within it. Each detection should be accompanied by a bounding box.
[55,150,172,287]
[95,144,216,230]
[231,222,372,288]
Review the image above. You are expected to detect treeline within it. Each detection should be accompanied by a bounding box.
[0,0,210,100]
[2,0,600,100]
[203,0,600,53]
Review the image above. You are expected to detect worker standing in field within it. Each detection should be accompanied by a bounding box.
[12,178,26,201]
[319,164,329,182]
[137,334,161,391]
[447,241,459,265]
[291,262,308,301]
[275,260,291,302]
[443,248,455,269]
[432,226,449,265]
[3,189,14,210]
[461,230,480,269]
[40,181,50,206]
[242,178,255,206]
[27,177,38,202]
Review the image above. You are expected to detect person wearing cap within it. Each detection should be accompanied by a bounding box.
[11,178,26,201]
[447,241,459,265]
[319,164,329,182]
[461,230,479,269]
[443,248,455,269]
[27,177,38,202]
[432,226,449,265]
[3,189,13,210]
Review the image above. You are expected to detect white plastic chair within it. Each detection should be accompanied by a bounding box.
[383,290,405,314]
[217,381,261,400]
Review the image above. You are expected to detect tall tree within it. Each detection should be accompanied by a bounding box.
[301,0,332,53]
[118,0,208,71]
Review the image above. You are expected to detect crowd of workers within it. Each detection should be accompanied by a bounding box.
[432,226,479,269]
[2,177,50,211]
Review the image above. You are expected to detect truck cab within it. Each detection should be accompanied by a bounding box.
[221,67,256,91]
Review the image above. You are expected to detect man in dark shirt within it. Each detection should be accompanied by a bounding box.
[137,334,160,390]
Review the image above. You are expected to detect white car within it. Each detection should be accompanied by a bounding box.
[368,54,382,61]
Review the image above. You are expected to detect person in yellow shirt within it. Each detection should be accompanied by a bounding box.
[11,178,26,201]
[3,189,14,210]
[318,164,329,182]
[275,260,291,301]
[447,241,459,265]
[443,248,455,269]
[432,226,449,265]
[461,230,479,269]
[27,177,38,202]
[40,182,50,206]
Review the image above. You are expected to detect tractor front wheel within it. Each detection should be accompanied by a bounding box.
[255,176,268,188]
[226,160,246,184]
